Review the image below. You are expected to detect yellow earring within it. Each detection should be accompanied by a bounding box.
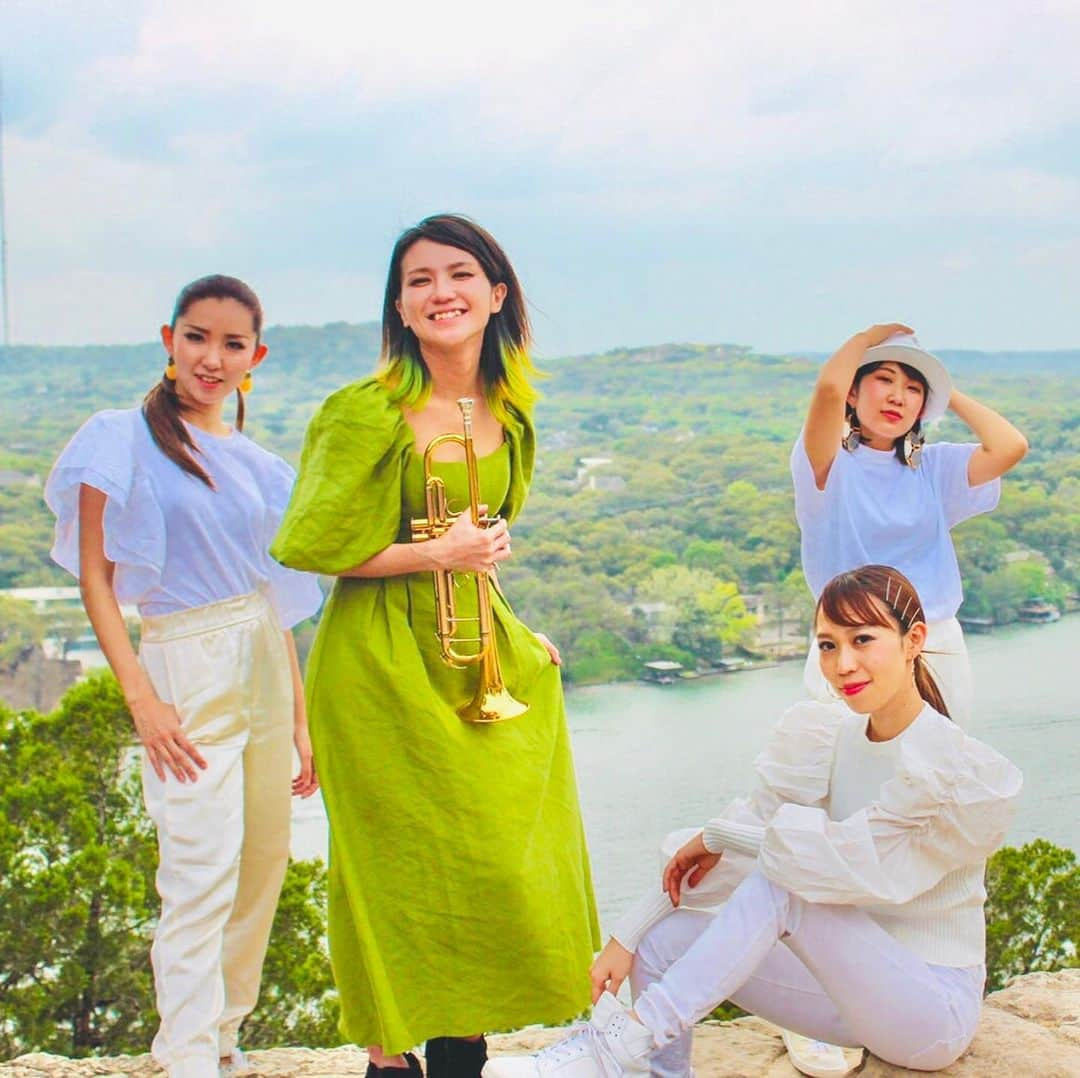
[240,371,253,393]
[164,360,178,381]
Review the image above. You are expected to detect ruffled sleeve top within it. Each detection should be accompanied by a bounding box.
[614,701,1022,967]
[45,408,323,628]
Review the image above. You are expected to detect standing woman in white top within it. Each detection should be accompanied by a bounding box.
[45,275,323,1078]
[792,324,1028,727]
[487,564,1022,1077]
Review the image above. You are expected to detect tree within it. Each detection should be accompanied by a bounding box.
[0,674,338,1057]
[984,840,1080,992]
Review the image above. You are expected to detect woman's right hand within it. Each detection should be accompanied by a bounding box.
[662,830,722,907]
[590,937,634,1004]
[130,680,208,783]
[858,322,914,349]
[433,504,512,573]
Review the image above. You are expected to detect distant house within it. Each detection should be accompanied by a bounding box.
[642,659,683,684]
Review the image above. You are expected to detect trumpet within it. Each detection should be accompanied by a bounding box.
[410,398,529,724]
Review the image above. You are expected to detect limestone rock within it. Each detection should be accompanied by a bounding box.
[3,970,1078,1076]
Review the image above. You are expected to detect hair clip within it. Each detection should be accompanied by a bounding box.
[900,594,914,622]
[884,579,892,604]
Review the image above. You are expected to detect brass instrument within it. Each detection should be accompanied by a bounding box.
[410,398,529,724]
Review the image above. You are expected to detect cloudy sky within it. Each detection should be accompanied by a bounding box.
[1,0,1078,356]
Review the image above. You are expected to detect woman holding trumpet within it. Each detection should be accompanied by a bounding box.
[272,214,599,1077]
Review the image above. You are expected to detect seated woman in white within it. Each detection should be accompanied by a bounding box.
[486,564,1022,1077]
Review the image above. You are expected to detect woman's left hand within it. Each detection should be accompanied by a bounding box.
[534,632,562,665]
[292,722,319,797]
[590,937,634,1004]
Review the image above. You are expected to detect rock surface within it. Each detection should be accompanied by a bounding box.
[3,970,1078,1077]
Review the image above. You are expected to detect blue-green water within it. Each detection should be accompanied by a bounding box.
[293,616,1080,932]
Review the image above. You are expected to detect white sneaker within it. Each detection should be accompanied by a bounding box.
[219,1048,252,1076]
[483,992,653,1076]
[780,1030,852,1078]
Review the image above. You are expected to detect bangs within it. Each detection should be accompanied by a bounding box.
[817,575,896,631]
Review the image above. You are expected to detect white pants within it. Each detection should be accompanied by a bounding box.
[140,593,294,1078]
[803,616,973,727]
[631,870,984,1076]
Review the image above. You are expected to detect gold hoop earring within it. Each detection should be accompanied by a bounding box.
[164,360,178,381]
[240,371,253,393]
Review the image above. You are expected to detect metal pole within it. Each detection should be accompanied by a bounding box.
[0,62,10,347]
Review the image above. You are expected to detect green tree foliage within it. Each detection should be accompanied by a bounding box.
[3,331,1078,685]
[0,675,338,1057]
[0,675,159,1058]
[984,839,1080,992]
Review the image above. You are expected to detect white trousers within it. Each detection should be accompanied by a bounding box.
[803,616,973,727]
[631,870,984,1077]
[140,592,294,1078]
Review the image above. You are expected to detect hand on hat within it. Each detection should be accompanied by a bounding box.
[861,323,914,348]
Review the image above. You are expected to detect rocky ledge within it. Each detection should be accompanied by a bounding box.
[3,970,1078,1077]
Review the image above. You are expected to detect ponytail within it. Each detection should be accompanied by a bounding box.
[142,380,246,489]
[914,654,950,719]
[817,564,952,720]
[145,273,259,487]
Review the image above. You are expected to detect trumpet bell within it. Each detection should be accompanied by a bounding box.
[458,686,530,724]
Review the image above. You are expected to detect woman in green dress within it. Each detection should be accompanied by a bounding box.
[272,215,600,1077]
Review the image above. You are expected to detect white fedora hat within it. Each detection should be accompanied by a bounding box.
[860,332,952,424]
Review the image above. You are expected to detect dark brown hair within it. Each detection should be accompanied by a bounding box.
[377,213,538,424]
[142,275,263,487]
[815,564,949,717]
[847,360,929,463]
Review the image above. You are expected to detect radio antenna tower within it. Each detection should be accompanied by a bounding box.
[0,61,10,346]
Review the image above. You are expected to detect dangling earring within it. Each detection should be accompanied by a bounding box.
[164,360,177,381]
[902,425,924,468]
[842,407,861,453]
[240,371,253,393]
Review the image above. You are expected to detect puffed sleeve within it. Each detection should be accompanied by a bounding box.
[611,702,845,952]
[258,453,325,628]
[270,379,413,575]
[702,700,844,855]
[923,442,1001,528]
[44,409,166,601]
[500,405,536,526]
[758,727,1022,906]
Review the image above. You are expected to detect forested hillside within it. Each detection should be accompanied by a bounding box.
[3,328,1077,683]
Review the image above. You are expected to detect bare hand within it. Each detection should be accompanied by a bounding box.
[435,504,512,574]
[131,690,208,783]
[590,937,634,1004]
[292,722,319,798]
[860,322,914,349]
[534,631,562,665]
[662,831,722,907]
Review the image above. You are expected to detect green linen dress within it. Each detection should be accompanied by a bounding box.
[271,378,600,1053]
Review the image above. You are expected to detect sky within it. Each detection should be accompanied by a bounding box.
[1,0,1079,357]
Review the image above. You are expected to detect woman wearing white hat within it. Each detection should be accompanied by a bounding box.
[792,323,1028,729]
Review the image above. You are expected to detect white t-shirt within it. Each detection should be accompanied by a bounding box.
[613,701,1022,967]
[46,408,323,628]
[790,434,1001,623]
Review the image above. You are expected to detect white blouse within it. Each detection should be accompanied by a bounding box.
[790,434,1001,623]
[612,701,1022,967]
[46,408,323,629]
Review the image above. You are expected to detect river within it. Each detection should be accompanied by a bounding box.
[292,615,1080,932]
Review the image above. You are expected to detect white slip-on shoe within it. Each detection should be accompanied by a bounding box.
[780,1030,853,1078]
[483,992,653,1077]
[219,1048,252,1076]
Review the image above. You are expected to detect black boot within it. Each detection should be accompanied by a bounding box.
[424,1035,489,1078]
[365,1051,422,1077]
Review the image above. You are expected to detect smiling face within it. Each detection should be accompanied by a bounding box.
[394,238,507,356]
[160,297,267,418]
[815,598,926,716]
[848,361,927,450]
